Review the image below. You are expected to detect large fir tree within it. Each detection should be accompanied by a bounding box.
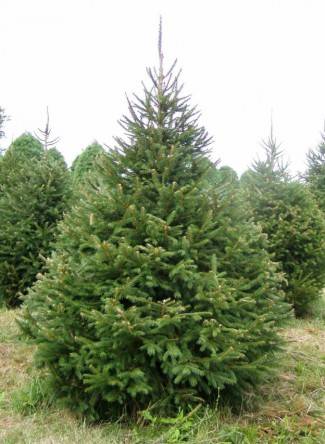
[0,106,8,148]
[241,129,325,316]
[68,142,105,208]
[0,133,43,194]
[0,133,69,307]
[71,142,104,186]
[305,130,325,212]
[21,31,289,419]
[203,161,239,192]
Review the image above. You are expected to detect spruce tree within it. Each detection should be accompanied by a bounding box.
[0,107,8,173]
[20,32,289,420]
[204,162,238,190]
[68,143,105,208]
[305,131,325,212]
[71,142,104,185]
[0,133,43,192]
[0,133,69,307]
[241,130,325,316]
[0,106,8,153]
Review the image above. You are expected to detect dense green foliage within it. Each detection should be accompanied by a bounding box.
[305,132,325,212]
[71,142,104,186]
[0,134,69,307]
[21,55,289,420]
[241,132,325,316]
[205,164,239,198]
[203,160,238,188]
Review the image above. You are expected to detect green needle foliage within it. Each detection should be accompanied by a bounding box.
[0,133,70,307]
[305,131,325,212]
[0,106,8,152]
[241,130,325,317]
[71,142,104,185]
[68,143,106,213]
[20,39,289,420]
[204,161,239,192]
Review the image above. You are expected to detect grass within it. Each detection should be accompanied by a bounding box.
[0,300,324,444]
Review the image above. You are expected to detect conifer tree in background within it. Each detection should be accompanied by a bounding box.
[305,130,325,212]
[0,107,7,165]
[241,128,325,316]
[34,107,60,151]
[20,25,289,420]
[69,143,105,208]
[216,165,238,183]
[71,142,104,187]
[0,133,69,307]
[204,161,238,189]
[0,106,8,148]
[0,133,43,189]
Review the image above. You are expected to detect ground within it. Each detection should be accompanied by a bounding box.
[0,300,324,444]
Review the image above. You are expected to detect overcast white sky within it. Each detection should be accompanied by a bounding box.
[1,0,325,174]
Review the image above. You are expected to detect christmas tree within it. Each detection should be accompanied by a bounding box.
[71,142,104,186]
[241,128,325,316]
[0,106,8,154]
[21,28,289,419]
[0,133,69,307]
[305,130,325,212]
[68,142,105,209]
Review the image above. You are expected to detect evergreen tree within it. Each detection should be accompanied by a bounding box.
[217,165,238,183]
[305,131,325,212]
[205,162,238,189]
[0,106,8,151]
[71,142,104,186]
[0,133,69,307]
[0,106,7,166]
[20,34,289,420]
[0,133,43,189]
[241,130,325,316]
[68,143,105,208]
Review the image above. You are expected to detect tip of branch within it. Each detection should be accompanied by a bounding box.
[158,16,164,81]
[158,16,163,57]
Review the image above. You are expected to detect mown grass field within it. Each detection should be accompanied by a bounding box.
[0,299,324,444]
